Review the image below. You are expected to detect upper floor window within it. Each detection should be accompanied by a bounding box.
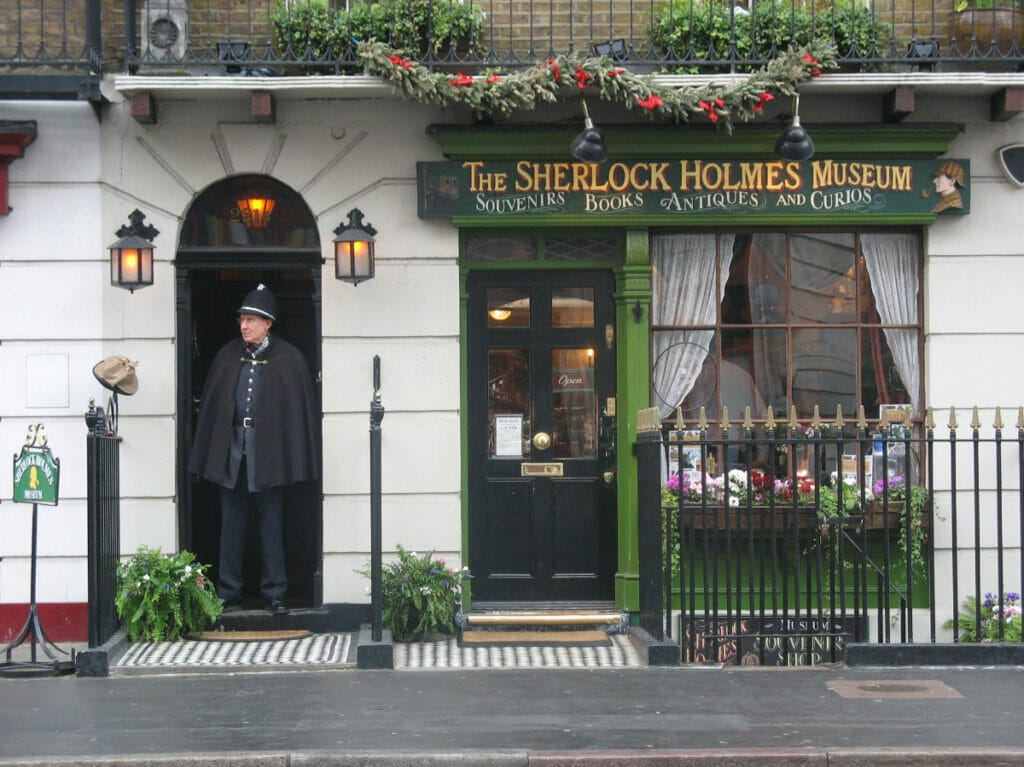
[651,231,922,427]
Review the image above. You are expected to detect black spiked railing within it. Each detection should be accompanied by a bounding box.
[636,403,1024,666]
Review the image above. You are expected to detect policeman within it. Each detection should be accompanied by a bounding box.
[188,284,319,614]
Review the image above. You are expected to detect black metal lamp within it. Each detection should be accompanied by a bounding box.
[775,94,815,163]
[109,209,158,293]
[569,100,608,164]
[333,208,377,285]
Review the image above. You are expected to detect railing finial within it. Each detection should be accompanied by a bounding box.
[765,406,776,430]
[675,406,684,432]
[811,405,821,429]
[971,405,982,430]
[856,404,868,431]
[743,406,753,431]
[698,406,708,431]
[925,408,936,430]
[948,406,958,430]
[720,405,730,430]
[994,406,1004,430]
[833,403,844,430]
[789,405,799,433]
[1017,407,1024,431]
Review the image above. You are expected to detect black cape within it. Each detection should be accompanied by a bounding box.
[188,335,319,489]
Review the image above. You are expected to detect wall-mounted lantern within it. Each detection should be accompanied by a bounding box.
[109,209,159,293]
[333,208,377,285]
[236,197,276,228]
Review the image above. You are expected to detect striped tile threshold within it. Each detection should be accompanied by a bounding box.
[116,632,354,670]
[395,633,641,669]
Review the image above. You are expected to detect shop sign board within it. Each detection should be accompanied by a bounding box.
[13,445,60,506]
[418,158,969,220]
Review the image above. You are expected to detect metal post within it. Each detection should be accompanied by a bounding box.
[635,416,665,640]
[369,356,385,642]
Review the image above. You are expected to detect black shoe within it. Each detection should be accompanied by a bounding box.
[222,600,244,613]
[267,599,289,615]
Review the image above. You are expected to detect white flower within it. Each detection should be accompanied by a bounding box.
[729,496,740,507]
[184,565,192,575]
[142,574,150,581]
[420,586,432,595]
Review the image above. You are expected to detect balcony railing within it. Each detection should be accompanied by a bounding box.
[1,0,1022,92]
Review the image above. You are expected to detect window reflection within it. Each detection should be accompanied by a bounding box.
[552,348,597,458]
[487,288,530,327]
[488,349,530,458]
[552,287,595,327]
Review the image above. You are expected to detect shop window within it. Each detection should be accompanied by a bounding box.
[651,232,921,427]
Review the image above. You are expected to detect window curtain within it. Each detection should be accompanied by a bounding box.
[860,233,921,414]
[652,233,736,419]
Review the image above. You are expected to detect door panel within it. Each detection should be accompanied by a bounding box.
[468,270,617,603]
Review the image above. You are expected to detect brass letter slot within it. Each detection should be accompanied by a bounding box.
[521,462,564,477]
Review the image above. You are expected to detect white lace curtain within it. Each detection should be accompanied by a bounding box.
[652,231,920,420]
[861,232,921,414]
[651,234,735,419]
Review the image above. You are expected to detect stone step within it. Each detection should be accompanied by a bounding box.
[458,609,628,634]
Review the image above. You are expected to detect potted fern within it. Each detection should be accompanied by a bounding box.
[115,546,222,642]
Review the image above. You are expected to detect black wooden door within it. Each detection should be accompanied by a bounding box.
[467,270,617,603]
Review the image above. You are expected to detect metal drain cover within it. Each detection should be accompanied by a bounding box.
[827,679,963,699]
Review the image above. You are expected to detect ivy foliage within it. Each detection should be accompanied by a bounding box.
[115,546,222,642]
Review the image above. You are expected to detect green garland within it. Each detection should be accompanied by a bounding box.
[356,40,836,132]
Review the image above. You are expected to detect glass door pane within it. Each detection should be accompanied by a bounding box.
[551,348,597,458]
[488,349,531,458]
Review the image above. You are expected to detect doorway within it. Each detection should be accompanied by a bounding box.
[175,174,323,608]
[467,270,618,604]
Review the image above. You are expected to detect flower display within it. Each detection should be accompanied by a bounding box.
[663,471,723,506]
[115,546,222,642]
[946,591,1022,642]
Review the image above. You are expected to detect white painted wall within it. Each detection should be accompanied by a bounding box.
[1,84,1021,622]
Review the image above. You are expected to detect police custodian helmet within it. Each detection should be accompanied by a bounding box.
[238,284,278,322]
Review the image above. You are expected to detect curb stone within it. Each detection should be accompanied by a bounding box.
[1,751,1022,767]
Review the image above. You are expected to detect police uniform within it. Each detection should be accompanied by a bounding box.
[188,285,319,613]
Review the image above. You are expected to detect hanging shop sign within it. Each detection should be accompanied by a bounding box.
[417,158,969,220]
[12,426,60,506]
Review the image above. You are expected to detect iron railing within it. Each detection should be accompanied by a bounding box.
[85,401,122,649]
[635,406,1024,665]
[1,0,1022,85]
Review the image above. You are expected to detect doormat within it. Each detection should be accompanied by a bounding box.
[198,630,311,642]
[461,629,611,647]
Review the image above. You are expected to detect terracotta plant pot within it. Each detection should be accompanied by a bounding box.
[953,8,1024,55]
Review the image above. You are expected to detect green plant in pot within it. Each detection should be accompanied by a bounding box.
[273,0,485,67]
[953,0,1024,55]
[115,546,222,642]
[650,0,894,72]
[363,545,471,641]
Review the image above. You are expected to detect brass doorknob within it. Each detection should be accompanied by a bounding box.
[532,431,552,450]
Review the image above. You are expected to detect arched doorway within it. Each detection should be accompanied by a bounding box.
[175,174,324,608]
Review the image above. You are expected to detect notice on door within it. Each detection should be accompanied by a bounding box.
[494,414,524,457]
